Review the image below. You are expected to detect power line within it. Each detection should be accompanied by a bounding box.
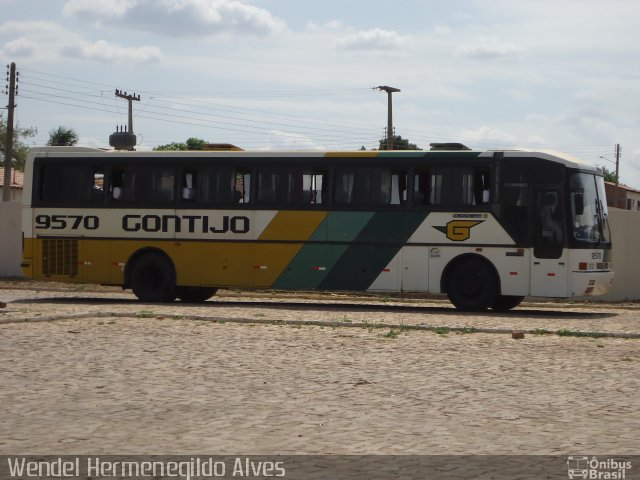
[20,69,387,134]
[19,93,381,147]
[19,87,382,143]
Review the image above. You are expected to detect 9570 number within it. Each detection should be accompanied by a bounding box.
[35,214,100,230]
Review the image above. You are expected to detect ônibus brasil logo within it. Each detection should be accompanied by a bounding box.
[567,456,632,479]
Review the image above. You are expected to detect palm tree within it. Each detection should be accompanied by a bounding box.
[47,126,78,146]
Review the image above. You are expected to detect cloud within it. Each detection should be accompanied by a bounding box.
[62,40,162,63]
[263,130,324,151]
[433,25,452,35]
[63,0,286,37]
[334,28,408,51]
[0,21,68,59]
[0,20,161,63]
[457,126,518,146]
[305,20,344,33]
[63,0,136,18]
[2,37,37,57]
[457,36,524,59]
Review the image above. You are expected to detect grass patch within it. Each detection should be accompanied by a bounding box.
[531,328,552,335]
[383,329,399,339]
[457,327,478,335]
[433,326,450,335]
[362,320,380,332]
[136,310,155,318]
[556,329,606,338]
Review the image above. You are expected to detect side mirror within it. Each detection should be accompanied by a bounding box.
[574,193,584,216]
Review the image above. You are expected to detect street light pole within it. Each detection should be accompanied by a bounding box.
[600,144,622,208]
[377,86,400,150]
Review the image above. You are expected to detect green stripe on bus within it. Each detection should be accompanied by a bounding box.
[317,211,428,290]
[273,212,374,289]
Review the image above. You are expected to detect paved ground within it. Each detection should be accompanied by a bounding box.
[1,281,639,455]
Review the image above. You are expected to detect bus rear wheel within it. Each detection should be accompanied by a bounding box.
[445,258,498,312]
[130,252,176,302]
[176,287,218,303]
[491,295,524,311]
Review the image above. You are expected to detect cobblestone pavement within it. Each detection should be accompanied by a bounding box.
[1,282,639,455]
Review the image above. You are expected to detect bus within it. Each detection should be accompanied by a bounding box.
[20,146,613,311]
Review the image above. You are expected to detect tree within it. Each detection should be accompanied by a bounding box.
[0,114,37,171]
[377,135,421,151]
[185,137,206,150]
[47,126,78,146]
[597,165,618,183]
[154,137,207,151]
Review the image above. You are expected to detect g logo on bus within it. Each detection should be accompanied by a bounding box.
[434,220,484,241]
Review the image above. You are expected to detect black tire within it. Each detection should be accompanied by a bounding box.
[176,287,218,303]
[446,258,498,312]
[129,252,176,302]
[491,295,524,311]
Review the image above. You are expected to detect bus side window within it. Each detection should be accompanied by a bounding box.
[334,167,403,206]
[334,170,354,205]
[538,191,563,243]
[390,170,407,205]
[302,171,325,205]
[413,170,430,206]
[39,163,95,205]
[430,171,444,204]
[501,170,530,244]
[463,168,490,206]
[110,168,124,201]
[92,169,105,202]
[257,166,297,205]
[234,169,251,204]
[373,169,391,205]
[473,169,490,205]
[182,169,196,202]
[198,167,233,204]
[534,190,564,259]
[148,167,175,203]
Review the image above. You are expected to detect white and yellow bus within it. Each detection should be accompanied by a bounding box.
[20,146,613,311]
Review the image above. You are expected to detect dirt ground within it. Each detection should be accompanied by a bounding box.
[1,281,639,456]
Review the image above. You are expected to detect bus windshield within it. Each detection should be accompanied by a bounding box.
[570,172,611,244]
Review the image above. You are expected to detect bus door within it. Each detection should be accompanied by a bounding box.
[530,189,569,297]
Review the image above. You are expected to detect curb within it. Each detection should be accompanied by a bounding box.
[1,311,639,339]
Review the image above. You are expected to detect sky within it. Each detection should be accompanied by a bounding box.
[2,0,640,187]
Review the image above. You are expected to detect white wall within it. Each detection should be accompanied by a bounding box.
[601,208,640,301]
[0,201,22,277]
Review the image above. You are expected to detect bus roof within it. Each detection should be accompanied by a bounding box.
[27,146,596,171]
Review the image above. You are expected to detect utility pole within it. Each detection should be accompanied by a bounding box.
[377,86,400,150]
[614,143,621,187]
[115,89,140,135]
[615,143,622,208]
[3,62,16,202]
[112,89,140,151]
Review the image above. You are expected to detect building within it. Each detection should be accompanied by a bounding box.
[0,167,23,202]
[604,182,640,210]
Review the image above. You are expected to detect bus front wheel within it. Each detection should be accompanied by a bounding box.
[445,258,498,312]
[129,252,176,302]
